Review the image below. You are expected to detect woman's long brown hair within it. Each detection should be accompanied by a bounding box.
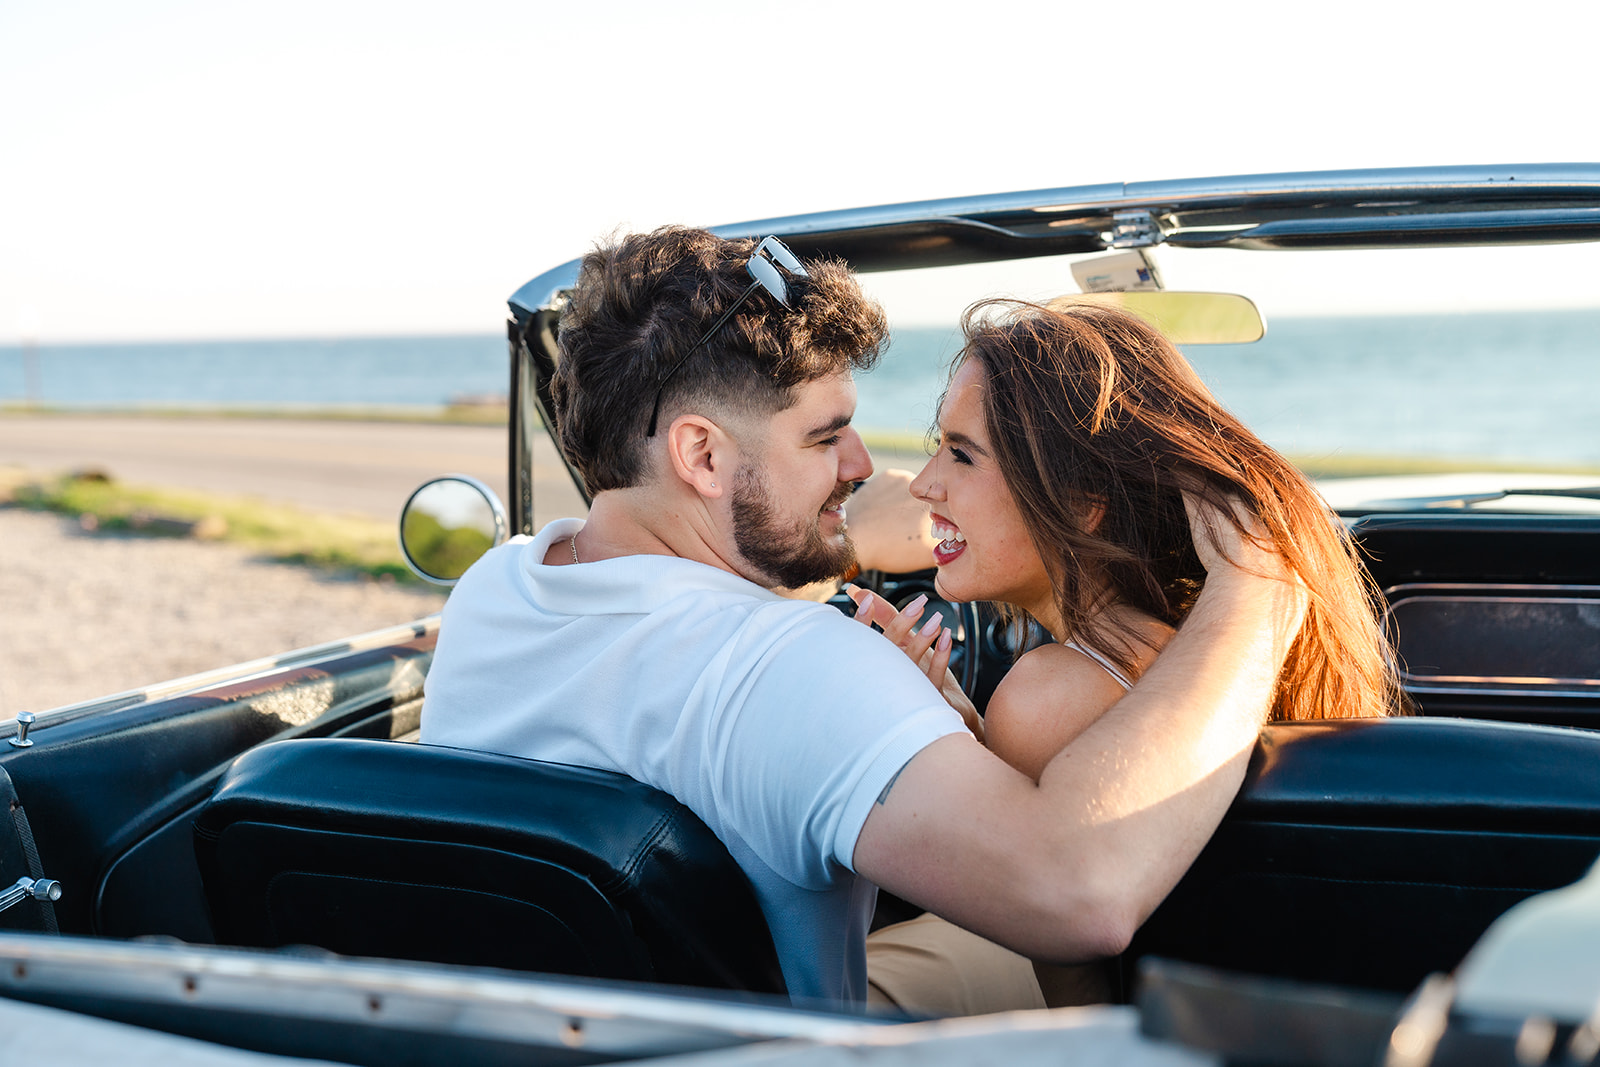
[957,299,1399,721]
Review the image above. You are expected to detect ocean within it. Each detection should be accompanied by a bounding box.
[3,309,1598,468]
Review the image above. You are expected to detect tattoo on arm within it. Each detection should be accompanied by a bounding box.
[875,763,907,806]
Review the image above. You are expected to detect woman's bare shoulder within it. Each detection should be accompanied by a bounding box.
[984,643,1132,782]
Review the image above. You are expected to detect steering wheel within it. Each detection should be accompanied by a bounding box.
[958,600,983,696]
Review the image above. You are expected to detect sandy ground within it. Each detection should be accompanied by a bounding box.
[0,508,449,716]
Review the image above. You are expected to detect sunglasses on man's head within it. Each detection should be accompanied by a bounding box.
[645,236,809,437]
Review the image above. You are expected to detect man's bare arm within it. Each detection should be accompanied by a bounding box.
[852,497,1305,963]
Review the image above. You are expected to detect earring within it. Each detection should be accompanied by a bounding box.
[710,482,717,488]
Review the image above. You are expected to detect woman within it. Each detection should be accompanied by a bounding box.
[857,299,1397,753]
[852,299,1399,1012]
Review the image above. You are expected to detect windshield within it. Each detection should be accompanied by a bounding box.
[850,242,1600,515]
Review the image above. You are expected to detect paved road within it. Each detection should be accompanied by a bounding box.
[0,413,588,530]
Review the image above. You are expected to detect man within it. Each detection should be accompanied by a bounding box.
[420,227,1303,1006]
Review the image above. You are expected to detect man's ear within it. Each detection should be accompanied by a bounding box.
[665,413,733,498]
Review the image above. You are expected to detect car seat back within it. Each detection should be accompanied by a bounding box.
[1129,717,1600,994]
[193,738,786,994]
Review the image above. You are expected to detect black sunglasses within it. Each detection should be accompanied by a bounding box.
[645,236,810,437]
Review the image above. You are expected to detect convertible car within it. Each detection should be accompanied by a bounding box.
[4,165,1600,1065]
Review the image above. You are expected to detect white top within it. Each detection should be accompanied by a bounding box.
[420,518,967,1004]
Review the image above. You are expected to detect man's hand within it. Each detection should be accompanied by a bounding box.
[846,470,936,574]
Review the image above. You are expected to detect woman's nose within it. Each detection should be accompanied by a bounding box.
[910,455,941,502]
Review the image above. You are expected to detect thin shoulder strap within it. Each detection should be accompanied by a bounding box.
[1061,640,1134,691]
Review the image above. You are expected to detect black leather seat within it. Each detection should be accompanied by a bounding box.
[193,738,786,994]
[1128,717,1600,994]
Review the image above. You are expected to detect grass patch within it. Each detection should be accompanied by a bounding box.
[2,469,423,583]
[857,436,1600,481]
[1292,453,1600,479]
[861,429,932,458]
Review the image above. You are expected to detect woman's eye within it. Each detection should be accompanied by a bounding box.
[950,447,973,466]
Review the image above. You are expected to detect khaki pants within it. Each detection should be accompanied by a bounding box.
[864,912,1113,1017]
[865,912,1043,1016]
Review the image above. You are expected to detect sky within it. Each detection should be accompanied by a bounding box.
[4,0,1599,344]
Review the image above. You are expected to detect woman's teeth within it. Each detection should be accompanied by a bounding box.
[930,519,965,565]
[931,520,964,547]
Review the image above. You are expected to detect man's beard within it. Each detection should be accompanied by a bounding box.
[730,465,856,589]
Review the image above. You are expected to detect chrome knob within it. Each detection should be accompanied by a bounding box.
[0,876,62,913]
[8,712,35,748]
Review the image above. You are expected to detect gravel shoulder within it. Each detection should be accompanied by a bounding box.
[0,508,447,716]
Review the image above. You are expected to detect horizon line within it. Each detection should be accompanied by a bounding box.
[5,303,1600,349]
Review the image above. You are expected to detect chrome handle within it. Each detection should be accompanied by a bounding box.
[0,876,61,913]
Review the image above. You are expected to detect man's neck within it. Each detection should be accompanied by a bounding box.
[566,487,753,580]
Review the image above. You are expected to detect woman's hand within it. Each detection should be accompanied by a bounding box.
[845,585,984,743]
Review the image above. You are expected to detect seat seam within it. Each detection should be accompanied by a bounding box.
[612,811,676,891]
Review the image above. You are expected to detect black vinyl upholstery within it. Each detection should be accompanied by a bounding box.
[1128,717,1600,994]
[193,739,786,995]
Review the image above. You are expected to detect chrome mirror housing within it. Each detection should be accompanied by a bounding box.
[398,475,508,586]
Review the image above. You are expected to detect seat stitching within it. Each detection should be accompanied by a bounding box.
[612,811,676,890]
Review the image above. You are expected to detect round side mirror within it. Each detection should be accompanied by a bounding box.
[398,475,509,585]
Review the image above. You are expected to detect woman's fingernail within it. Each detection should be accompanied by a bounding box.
[901,593,928,616]
[937,629,952,651]
[856,591,873,613]
[919,612,944,636]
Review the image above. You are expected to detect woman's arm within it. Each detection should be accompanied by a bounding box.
[848,496,1305,964]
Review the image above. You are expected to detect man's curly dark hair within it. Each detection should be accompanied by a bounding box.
[552,226,888,491]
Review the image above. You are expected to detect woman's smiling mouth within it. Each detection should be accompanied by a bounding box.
[930,514,965,565]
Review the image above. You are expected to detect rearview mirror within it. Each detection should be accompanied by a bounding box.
[398,476,508,586]
[1046,291,1266,345]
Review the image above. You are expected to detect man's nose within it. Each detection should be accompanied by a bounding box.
[839,428,873,483]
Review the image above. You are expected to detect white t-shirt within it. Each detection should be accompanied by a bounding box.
[420,518,966,1004]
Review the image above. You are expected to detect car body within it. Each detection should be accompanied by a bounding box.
[5,164,1600,1065]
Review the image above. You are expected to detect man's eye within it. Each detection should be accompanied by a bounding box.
[819,434,842,447]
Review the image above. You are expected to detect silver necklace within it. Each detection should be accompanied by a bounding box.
[569,534,580,564]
